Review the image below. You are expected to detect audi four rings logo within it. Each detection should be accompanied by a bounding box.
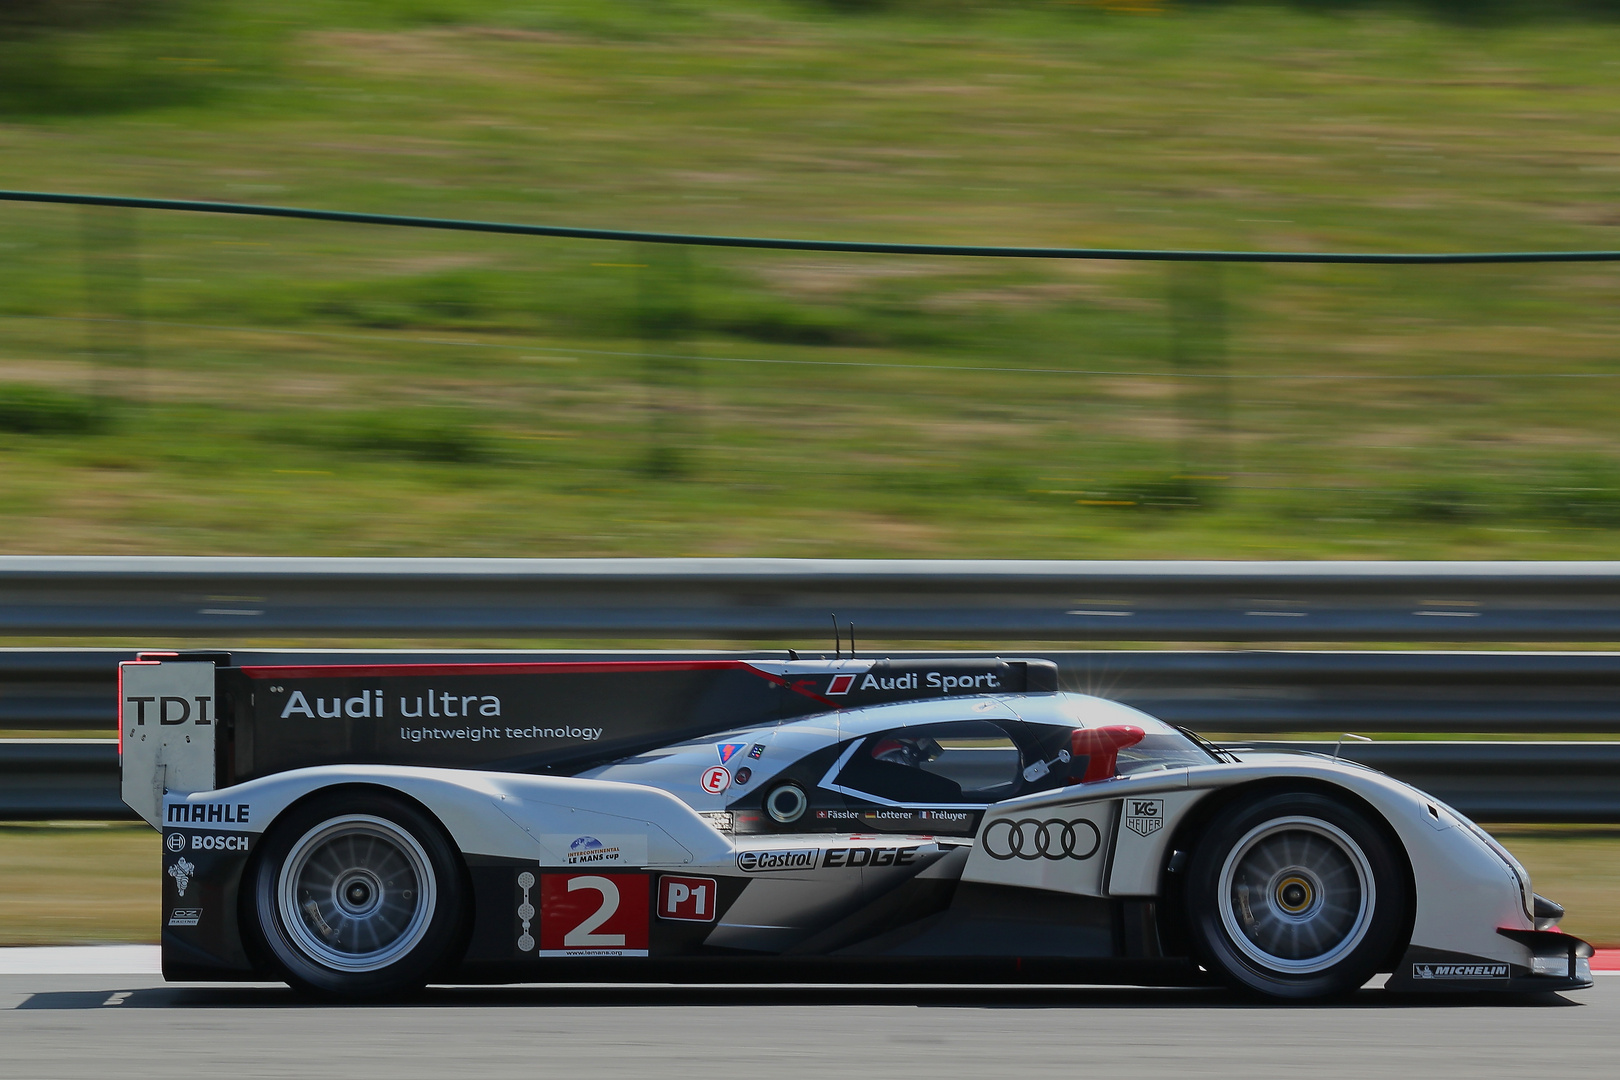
[983,817,1102,861]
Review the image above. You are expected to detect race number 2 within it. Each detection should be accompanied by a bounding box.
[539,873,649,956]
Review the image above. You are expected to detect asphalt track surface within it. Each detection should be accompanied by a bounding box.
[0,970,1615,1080]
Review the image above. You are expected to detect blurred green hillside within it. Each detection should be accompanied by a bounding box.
[2,1,1620,558]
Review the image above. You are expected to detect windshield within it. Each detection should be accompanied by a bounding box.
[1111,731,1219,776]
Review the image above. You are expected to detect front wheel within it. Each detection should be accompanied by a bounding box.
[248,791,468,999]
[1185,791,1409,1000]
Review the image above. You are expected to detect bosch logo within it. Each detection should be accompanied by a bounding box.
[188,834,250,852]
[165,833,186,853]
[982,817,1102,861]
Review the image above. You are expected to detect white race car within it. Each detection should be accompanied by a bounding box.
[122,652,1592,1000]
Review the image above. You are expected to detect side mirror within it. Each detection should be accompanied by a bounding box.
[1069,725,1145,783]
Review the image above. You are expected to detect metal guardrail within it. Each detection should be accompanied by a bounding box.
[1246,741,1620,824]
[5,738,1616,824]
[11,558,1620,639]
[14,647,1620,734]
[1060,650,1620,734]
[11,647,1620,734]
[5,643,1618,821]
[0,740,128,820]
[4,558,1620,821]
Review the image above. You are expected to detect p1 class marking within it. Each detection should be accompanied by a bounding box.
[701,766,731,794]
[658,875,719,922]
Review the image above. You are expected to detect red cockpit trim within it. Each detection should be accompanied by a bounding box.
[1071,725,1146,783]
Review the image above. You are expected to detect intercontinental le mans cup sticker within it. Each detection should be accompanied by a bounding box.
[541,834,650,866]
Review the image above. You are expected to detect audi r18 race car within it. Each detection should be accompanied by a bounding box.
[121,652,1592,1001]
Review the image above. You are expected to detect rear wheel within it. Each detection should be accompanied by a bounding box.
[1185,791,1408,1000]
[249,791,467,999]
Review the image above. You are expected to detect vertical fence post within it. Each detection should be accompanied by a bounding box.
[635,243,699,478]
[79,205,146,408]
[1167,261,1230,488]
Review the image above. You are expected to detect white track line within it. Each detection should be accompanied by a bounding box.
[0,943,1612,979]
[0,945,161,975]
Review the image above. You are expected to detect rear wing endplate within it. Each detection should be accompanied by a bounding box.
[119,655,226,829]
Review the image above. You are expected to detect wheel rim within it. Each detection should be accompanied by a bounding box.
[1216,815,1375,975]
[277,814,436,973]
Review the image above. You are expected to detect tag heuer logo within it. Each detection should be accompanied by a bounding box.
[1413,962,1509,980]
[1123,799,1164,836]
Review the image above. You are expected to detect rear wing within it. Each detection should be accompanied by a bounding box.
[119,653,1058,828]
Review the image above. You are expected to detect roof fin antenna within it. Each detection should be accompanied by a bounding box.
[831,613,840,659]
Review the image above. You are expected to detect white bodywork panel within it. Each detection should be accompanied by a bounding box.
[164,752,1541,973]
[1110,786,1204,895]
[120,661,219,829]
[161,764,732,867]
[713,837,949,951]
[138,664,1543,976]
[583,713,843,811]
[964,770,1195,898]
[963,800,1117,896]
[964,752,1536,970]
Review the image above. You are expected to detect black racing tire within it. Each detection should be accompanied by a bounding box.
[247,790,468,999]
[1185,790,1409,1001]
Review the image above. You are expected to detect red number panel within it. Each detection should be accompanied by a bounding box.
[539,873,649,956]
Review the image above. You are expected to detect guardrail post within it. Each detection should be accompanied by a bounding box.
[78,204,146,408]
[635,243,700,478]
[1167,261,1229,490]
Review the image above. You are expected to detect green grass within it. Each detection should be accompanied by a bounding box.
[0,383,104,435]
[1488,825,1620,948]
[0,822,158,945]
[3,2,1620,557]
